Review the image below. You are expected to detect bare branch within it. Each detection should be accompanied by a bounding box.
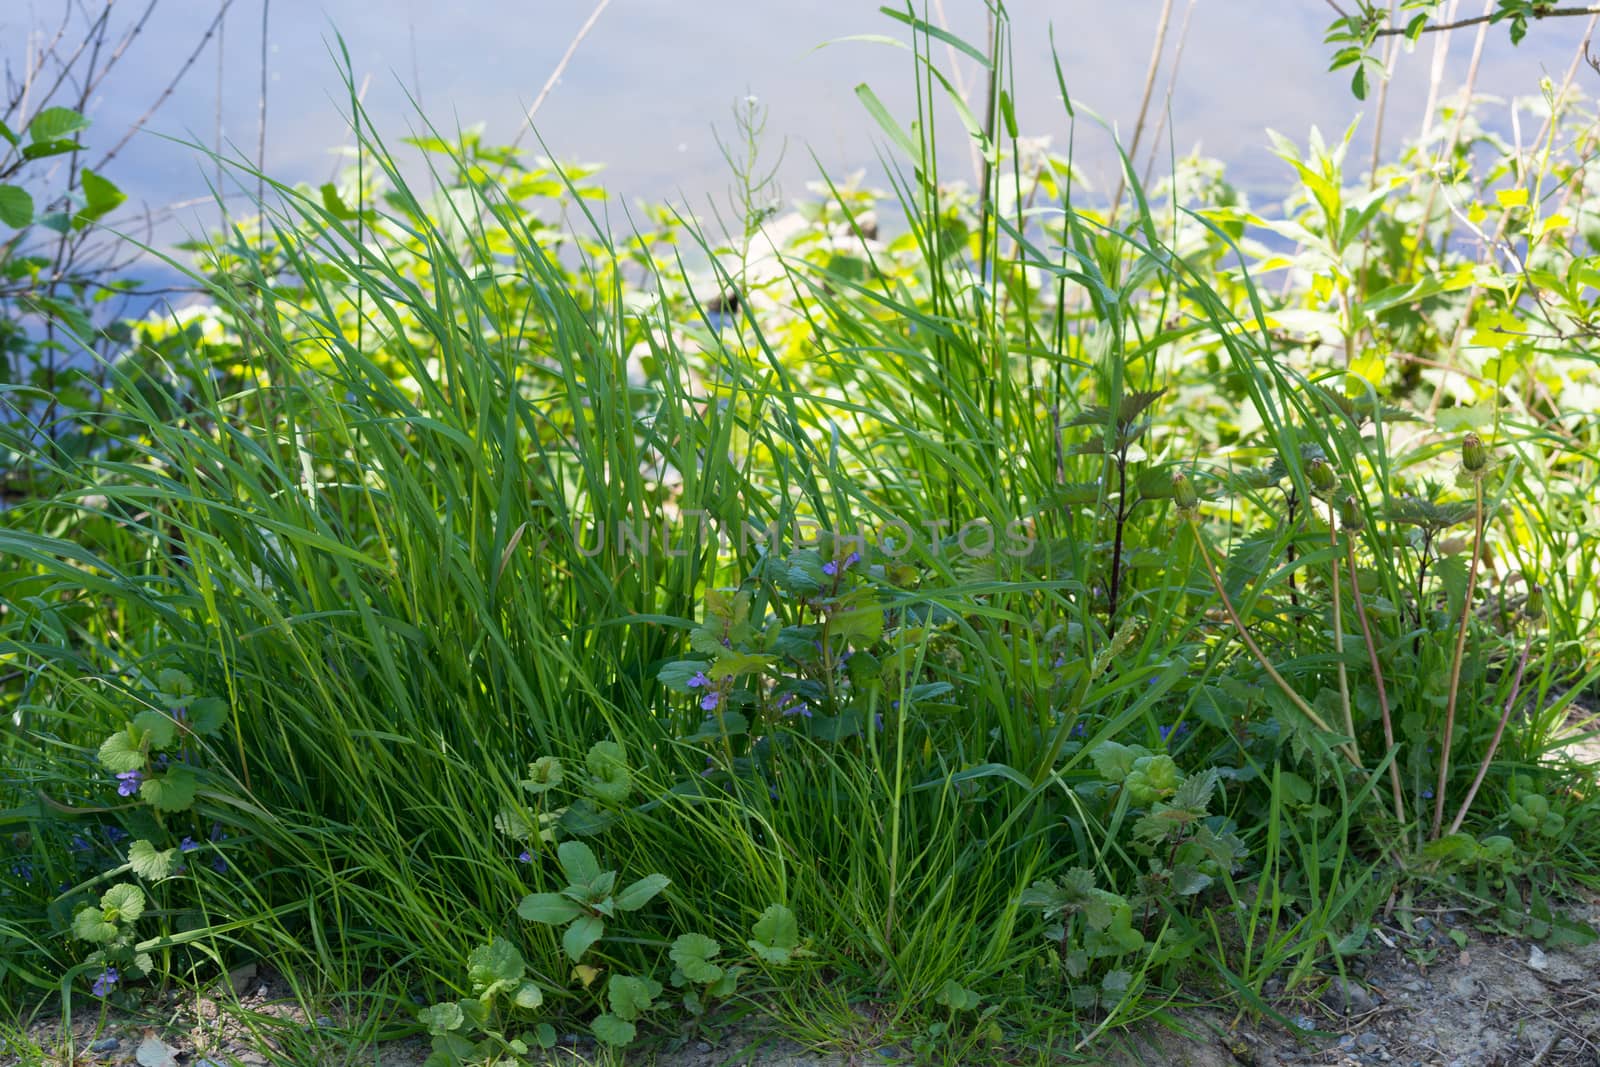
[1375,4,1600,37]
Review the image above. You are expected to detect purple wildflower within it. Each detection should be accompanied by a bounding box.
[700,690,721,712]
[115,770,143,797]
[210,855,228,874]
[687,671,711,689]
[517,850,533,864]
[69,834,93,853]
[91,968,119,997]
[104,827,128,845]
[8,859,32,882]
[179,837,199,852]
[1072,722,1087,737]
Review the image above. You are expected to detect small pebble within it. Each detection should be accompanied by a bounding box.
[313,1015,334,1028]
[90,1037,119,1053]
[1358,1032,1381,1051]
[694,1041,712,1053]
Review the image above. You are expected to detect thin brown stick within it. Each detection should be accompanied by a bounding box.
[1419,0,1463,144]
[1141,0,1198,188]
[1347,535,1404,822]
[1447,625,1534,835]
[511,0,613,149]
[1432,482,1484,838]
[1330,508,1360,765]
[1108,0,1175,227]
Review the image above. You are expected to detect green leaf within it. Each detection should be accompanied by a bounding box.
[72,907,118,944]
[138,765,197,812]
[669,933,723,985]
[516,892,581,925]
[417,1001,465,1033]
[97,728,146,773]
[28,107,90,143]
[562,914,604,962]
[520,756,563,794]
[0,119,17,146]
[21,138,81,161]
[74,168,125,227]
[613,873,669,912]
[582,740,632,806]
[100,883,145,923]
[128,839,176,881]
[556,840,601,886]
[0,184,33,228]
[467,937,524,997]
[748,904,799,964]
[132,710,178,751]
[606,974,662,1021]
[186,697,228,737]
[590,1013,635,1046]
[513,981,544,1010]
[935,979,980,1011]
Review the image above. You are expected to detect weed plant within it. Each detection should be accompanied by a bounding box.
[3,9,1599,1062]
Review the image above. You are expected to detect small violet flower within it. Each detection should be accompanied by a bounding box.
[91,967,119,998]
[700,690,721,712]
[686,671,711,689]
[68,834,92,853]
[517,850,533,864]
[115,770,143,797]
[179,837,199,853]
[104,826,128,845]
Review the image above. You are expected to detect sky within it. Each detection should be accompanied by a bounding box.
[3,1,1590,256]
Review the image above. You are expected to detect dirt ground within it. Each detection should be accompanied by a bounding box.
[6,891,1597,1067]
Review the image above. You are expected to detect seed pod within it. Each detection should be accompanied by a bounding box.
[1308,457,1338,494]
[1171,469,1199,512]
[1339,494,1364,532]
[1526,583,1544,621]
[1462,432,1488,473]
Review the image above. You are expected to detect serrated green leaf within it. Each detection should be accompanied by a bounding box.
[669,933,723,984]
[748,903,799,963]
[520,756,563,794]
[417,1001,465,1033]
[128,839,176,881]
[590,1013,635,1046]
[138,765,197,812]
[97,729,146,773]
[467,937,524,997]
[606,974,662,1021]
[513,981,544,1010]
[100,883,145,923]
[132,710,177,750]
[72,907,118,944]
[583,740,632,805]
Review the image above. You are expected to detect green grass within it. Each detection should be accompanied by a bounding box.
[3,10,1599,1064]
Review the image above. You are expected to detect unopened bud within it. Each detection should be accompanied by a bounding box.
[1339,494,1364,532]
[1308,457,1338,495]
[1462,433,1487,473]
[1172,469,1199,512]
[1526,584,1544,621]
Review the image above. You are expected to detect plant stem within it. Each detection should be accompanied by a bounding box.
[1329,504,1359,765]
[1432,480,1484,838]
[1447,625,1534,836]
[1185,517,1361,768]
[1346,536,1404,823]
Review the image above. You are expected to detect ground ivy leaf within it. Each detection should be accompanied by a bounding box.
[100,883,145,923]
[417,1001,465,1033]
[606,974,662,1021]
[132,710,177,751]
[669,933,722,984]
[467,937,524,996]
[139,765,197,812]
[98,729,146,773]
[128,839,176,881]
[186,697,228,737]
[748,903,799,963]
[590,1013,635,1046]
[583,740,632,805]
[513,981,544,1010]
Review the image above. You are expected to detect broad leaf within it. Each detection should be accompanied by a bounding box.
[516,893,581,925]
[613,873,669,912]
[562,914,604,962]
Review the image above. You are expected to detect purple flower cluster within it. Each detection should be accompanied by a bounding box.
[775,692,812,719]
[821,551,861,577]
[91,967,119,997]
[115,770,143,797]
[687,670,721,711]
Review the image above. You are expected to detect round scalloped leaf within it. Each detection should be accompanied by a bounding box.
[128,840,177,881]
[590,1013,635,1047]
[139,766,198,813]
[97,729,146,773]
[100,883,145,923]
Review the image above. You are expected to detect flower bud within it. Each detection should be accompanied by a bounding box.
[1526,583,1544,621]
[1339,494,1364,532]
[1308,457,1338,495]
[1171,469,1199,512]
[1462,432,1487,473]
